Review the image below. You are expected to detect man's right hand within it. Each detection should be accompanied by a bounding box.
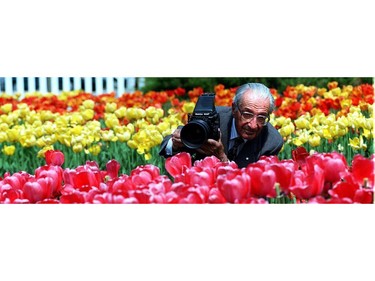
[171,128,184,151]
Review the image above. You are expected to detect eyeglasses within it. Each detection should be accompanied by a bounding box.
[236,105,269,126]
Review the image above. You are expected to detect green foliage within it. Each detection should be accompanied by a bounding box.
[141,77,374,93]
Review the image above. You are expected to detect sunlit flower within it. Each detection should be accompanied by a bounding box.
[72,143,84,153]
[279,122,295,138]
[0,103,12,113]
[2,145,16,156]
[105,102,117,113]
[349,136,367,150]
[82,99,95,109]
[308,134,321,147]
[81,109,94,121]
[88,144,101,155]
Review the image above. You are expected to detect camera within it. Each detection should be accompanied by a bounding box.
[180,93,220,150]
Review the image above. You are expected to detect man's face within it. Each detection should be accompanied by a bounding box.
[232,90,270,141]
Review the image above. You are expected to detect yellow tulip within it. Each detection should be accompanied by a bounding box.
[114,107,127,119]
[322,128,333,140]
[70,113,84,125]
[19,134,37,147]
[126,108,146,120]
[81,109,94,121]
[82,99,95,109]
[362,128,373,139]
[279,123,295,138]
[144,153,152,161]
[0,132,7,142]
[72,143,84,153]
[308,135,321,147]
[0,103,12,114]
[39,110,56,122]
[105,102,117,113]
[2,145,16,156]
[7,128,20,142]
[88,144,101,156]
[294,117,311,130]
[101,130,118,142]
[349,136,367,150]
[127,139,138,150]
[127,123,135,134]
[337,116,349,129]
[340,98,351,109]
[117,131,131,142]
[71,125,83,135]
[182,102,195,114]
[104,113,120,128]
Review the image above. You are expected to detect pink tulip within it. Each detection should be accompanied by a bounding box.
[208,188,227,203]
[23,177,54,203]
[217,170,251,203]
[165,152,191,178]
[246,164,276,198]
[130,164,160,187]
[289,165,325,200]
[35,165,64,195]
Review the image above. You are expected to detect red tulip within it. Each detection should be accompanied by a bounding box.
[59,191,86,203]
[45,150,65,166]
[106,159,121,179]
[305,152,348,184]
[308,196,352,204]
[63,162,102,190]
[267,160,297,194]
[353,189,373,204]
[328,181,358,202]
[289,165,325,200]
[351,154,375,187]
[292,146,309,167]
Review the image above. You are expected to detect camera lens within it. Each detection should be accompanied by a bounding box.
[180,119,210,149]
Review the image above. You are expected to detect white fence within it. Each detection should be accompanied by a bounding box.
[0,77,146,98]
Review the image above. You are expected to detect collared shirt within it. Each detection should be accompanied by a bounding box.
[228,118,246,151]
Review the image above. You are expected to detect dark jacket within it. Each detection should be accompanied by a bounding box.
[159,106,284,168]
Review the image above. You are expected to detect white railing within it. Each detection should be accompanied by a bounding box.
[0,77,146,98]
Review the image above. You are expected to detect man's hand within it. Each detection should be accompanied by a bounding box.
[196,130,229,162]
[171,128,184,151]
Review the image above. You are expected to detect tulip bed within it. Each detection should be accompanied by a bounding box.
[0,82,374,203]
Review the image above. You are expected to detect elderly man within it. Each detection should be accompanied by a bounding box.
[159,82,284,168]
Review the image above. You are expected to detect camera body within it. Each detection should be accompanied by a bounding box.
[180,93,220,150]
